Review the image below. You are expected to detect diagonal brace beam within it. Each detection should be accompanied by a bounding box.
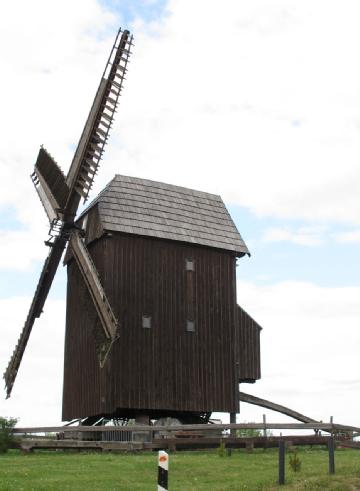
[69,230,118,343]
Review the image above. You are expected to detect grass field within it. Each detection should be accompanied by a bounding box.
[0,447,360,490]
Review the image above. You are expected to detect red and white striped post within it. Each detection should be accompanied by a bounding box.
[157,450,169,490]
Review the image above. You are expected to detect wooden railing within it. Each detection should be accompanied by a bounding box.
[13,421,360,435]
[11,421,358,453]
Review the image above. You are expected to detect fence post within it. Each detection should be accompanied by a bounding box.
[158,450,169,490]
[278,439,285,485]
[263,414,267,437]
[328,435,335,474]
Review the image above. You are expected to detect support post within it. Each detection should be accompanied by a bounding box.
[263,414,267,437]
[134,414,150,443]
[230,412,236,435]
[228,412,236,456]
[278,439,285,485]
[328,435,335,474]
[158,450,169,490]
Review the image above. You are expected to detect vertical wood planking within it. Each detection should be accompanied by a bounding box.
[236,305,261,383]
[63,233,240,420]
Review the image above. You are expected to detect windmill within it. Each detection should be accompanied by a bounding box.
[4,28,134,399]
[5,27,261,426]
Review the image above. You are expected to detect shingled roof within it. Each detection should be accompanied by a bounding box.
[83,175,249,256]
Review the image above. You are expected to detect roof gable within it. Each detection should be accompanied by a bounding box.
[82,175,249,256]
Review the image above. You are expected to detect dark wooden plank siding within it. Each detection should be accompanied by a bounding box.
[62,233,238,420]
[236,305,261,383]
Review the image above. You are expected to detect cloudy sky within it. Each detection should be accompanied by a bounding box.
[1,0,360,428]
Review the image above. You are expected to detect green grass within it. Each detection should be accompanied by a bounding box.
[0,447,360,490]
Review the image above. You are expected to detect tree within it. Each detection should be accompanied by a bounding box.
[0,417,18,453]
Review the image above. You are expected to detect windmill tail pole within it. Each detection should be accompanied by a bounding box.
[239,391,318,424]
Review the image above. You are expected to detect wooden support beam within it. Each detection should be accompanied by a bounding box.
[69,230,118,367]
[239,391,318,424]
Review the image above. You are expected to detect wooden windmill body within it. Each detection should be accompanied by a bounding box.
[4,28,261,424]
[62,176,261,422]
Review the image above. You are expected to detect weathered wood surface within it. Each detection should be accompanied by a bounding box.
[337,441,360,450]
[13,422,360,434]
[237,308,261,382]
[62,172,255,420]
[153,435,331,449]
[63,234,239,418]
[76,174,249,255]
[69,229,117,364]
[19,439,145,452]
[16,435,334,453]
[239,391,318,423]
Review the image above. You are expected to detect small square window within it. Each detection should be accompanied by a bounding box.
[186,320,195,332]
[186,259,194,271]
[142,315,151,328]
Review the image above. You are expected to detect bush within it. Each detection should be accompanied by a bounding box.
[218,440,226,457]
[235,422,273,438]
[0,417,18,453]
[289,450,302,472]
[236,426,262,438]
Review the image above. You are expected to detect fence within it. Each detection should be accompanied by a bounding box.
[12,421,359,453]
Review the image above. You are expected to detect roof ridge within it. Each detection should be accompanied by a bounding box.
[113,174,221,200]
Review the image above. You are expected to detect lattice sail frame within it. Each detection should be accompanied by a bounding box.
[4,28,133,398]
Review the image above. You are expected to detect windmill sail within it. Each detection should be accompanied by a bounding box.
[69,230,118,366]
[65,28,133,218]
[4,236,67,398]
[3,27,132,398]
[31,147,69,222]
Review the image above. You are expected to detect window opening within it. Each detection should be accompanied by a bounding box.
[186,320,195,332]
[142,315,151,329]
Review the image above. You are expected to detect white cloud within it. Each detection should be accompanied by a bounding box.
[335,230,360,243]
[0,227,51,270]
[96,0,360,225]
[2,0,360,233]
[236,280,360,426]
[262,226,325,246]
[2,0,360,272]
[0,1,119,268]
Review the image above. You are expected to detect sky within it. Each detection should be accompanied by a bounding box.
[1,0,360,429]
